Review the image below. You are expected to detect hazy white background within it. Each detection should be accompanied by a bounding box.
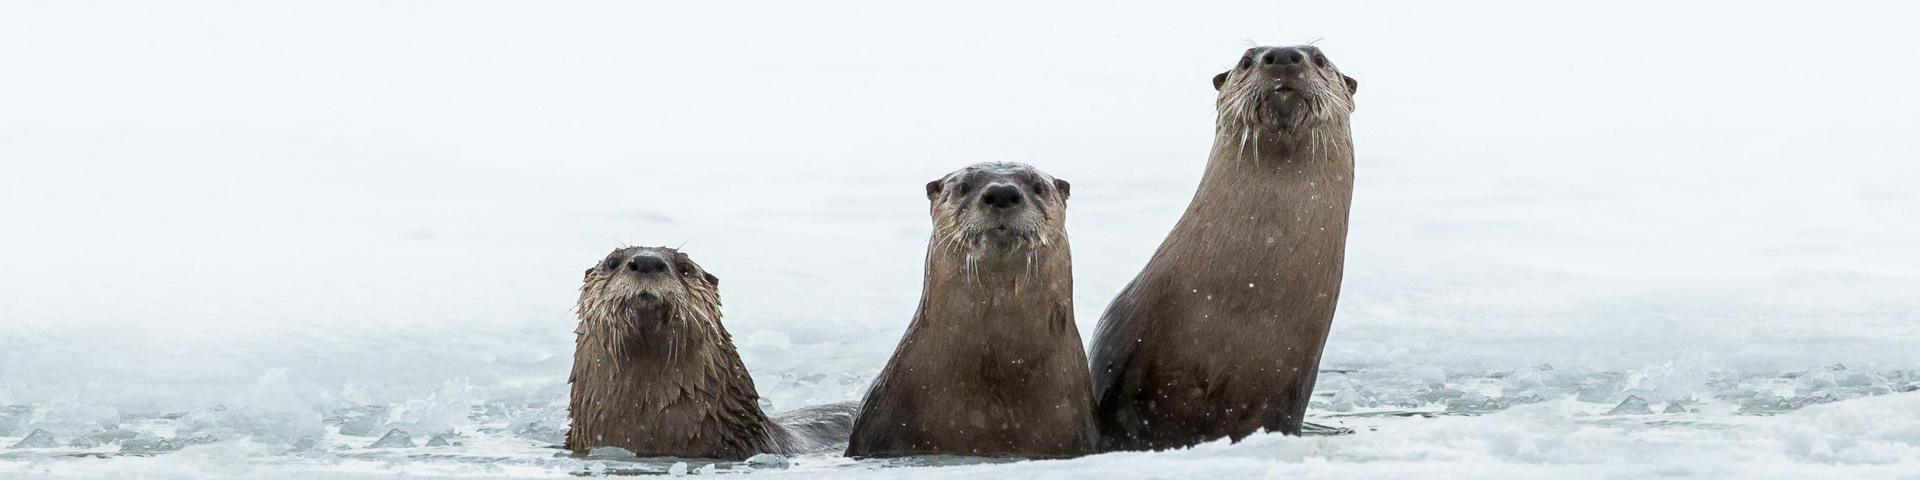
[3,1,1918,478]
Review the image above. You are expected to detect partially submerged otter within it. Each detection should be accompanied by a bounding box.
[567,246,855,460]
[847,162,1097,459]
[1089,45,1360,450]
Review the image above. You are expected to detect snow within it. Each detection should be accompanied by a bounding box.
[3,0,1919,478]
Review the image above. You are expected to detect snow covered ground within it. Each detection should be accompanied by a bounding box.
[4,1,1919,478]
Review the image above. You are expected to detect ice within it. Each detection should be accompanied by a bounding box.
[368,429,416,448]
[697,463,716,475]
[0,409,28,437]
[8,429,57,449]
[1443,392,1544,414]
[1421,387,1468,403]
[1329,389,1362,412]
[1444,396,1501,414]
[1499,364,1561,398]
[1409,366,1448,388]
[1576,383,1618,403]
[1662,403,1689,414]
[1606,396,1654,415]
[507,407,568,446]
[119,435,183,454]
[424,435,452,447]
[94,428,139,445]
[586,446,637,461]
[669,461,689,477]
[336,406,387,437]
[745,453,790,470]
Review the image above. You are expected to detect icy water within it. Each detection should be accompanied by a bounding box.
[5,1,1920,478]
[4,365,1920,478]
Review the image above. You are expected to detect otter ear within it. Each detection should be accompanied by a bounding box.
[925,180,943,200]
[1344,75,1358,94]
[583,267,596,282]
[1053,178,1071,200]
[703,272,720,287]
[1212,71,1229,91]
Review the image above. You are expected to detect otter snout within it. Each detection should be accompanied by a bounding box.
[980,184,1024,209]
[1240,46,1325,73]
[1258,47,1305,67]
[1214,45,1359,129]
[626,254,669,275]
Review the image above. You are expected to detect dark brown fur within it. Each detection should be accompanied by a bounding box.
[847,162,1097,459]
[566,246,855,460]
[1089,45,1360,451]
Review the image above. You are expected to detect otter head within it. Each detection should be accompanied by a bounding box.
[1212,45,1358,135]
[923,162,1071,257]
[577,246,722,339]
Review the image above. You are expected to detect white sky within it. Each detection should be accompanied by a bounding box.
[1,1,1917,392]
[4,1,1915,167]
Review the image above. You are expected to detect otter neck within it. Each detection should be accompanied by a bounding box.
[1208,121,1354,182]
[920,244,1072,333]
[1161,119,1354,298]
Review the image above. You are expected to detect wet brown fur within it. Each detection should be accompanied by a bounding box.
[1089,45,1360,451]
[566,246,855,460]
[847,162,1098,459]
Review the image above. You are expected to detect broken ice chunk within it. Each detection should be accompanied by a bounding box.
[587,446,638,461]
[0,406,31,436]
[746,453,790,470]
[1300,421,1355,436]
[368,429,415,448]
[8,429,57,449]
[425,435,451,447]
[95,428,139,444]
[120,435,181,454]
[1739,397,1792,414]
[1421,387,1467,403]
[339,415,383,437]
[1662,403,1688,414]
[669,461,689,477]
[1605,395,1653,415]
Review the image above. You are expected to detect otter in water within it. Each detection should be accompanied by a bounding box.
[1088,45,1360,451]
[846,162,1097,459]
[567,246,856,460]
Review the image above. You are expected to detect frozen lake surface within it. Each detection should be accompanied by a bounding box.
[4,1,1919,478]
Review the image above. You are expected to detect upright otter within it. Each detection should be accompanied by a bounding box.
[1089,45,1360,451]
[847,162,1097,459]
[567,246,856,460]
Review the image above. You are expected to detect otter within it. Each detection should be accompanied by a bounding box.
[846,162,1097,459]
[1088,45,1360,451]
[567,246,856,460]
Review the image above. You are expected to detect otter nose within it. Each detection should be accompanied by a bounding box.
[627,254,669,274]
[1260,48,1306,66]
[980,184,1023,209]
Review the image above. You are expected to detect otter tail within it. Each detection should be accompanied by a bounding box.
[770,401,860,454]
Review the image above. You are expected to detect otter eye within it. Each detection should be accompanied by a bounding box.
[1313,55,1328,67]
[957,183,975,196]
[1032,183,1048,195]
[676,263,696,274]
[1237,56,1252,70]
